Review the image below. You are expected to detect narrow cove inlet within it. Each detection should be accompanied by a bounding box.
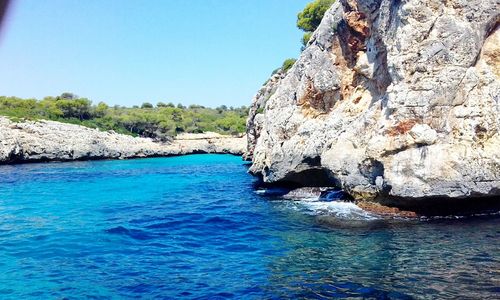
[0,155,498,299]
[0,0,499,298]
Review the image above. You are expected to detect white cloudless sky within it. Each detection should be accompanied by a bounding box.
[0,0,310,107]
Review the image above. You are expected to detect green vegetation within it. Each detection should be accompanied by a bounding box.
[270,58,298,77]
[281,58,297,73]
[0,94,248,141]
[301,32,313,47]
[297,0,336,46]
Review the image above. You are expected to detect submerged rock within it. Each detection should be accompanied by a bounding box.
[247,0,500,205]
[0,117,246,163]
[357,201,417,218]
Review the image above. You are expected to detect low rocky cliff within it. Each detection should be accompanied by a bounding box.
[0,117,246,163]
[247,0,499,205]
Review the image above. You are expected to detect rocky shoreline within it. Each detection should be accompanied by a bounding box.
[0,116,246,164]
[246,0,500,207]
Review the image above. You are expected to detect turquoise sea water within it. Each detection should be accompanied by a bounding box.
[0,154,498,299]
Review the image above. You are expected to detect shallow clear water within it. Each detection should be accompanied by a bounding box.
[0,154,498,299]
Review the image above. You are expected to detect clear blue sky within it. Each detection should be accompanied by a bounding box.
[0,0,310,107]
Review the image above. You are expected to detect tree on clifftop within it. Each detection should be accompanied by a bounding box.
[297,0,335,47]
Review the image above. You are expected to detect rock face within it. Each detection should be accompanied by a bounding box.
[0,117,246,163]
[245,70,287,160]
[247,0,500,204]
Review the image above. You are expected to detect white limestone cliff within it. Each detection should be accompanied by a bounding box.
[247,0,500,204]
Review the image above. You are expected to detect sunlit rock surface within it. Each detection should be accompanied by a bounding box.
[247,0,500,202]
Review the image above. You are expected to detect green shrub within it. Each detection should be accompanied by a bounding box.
[297,0,335,47]
[141,102,154,109]
[301,32,313,47]
[282,58,297,72]
[297,0,336,32]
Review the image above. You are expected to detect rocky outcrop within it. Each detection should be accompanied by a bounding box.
[247,0,500,204]
[245,69,287,160]
[0,117,246,163]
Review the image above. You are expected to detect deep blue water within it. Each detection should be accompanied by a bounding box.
[0,154,498,299]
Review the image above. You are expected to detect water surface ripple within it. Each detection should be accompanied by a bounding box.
[0,155,498,299]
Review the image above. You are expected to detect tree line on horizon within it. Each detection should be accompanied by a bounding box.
[0,93,247,141]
